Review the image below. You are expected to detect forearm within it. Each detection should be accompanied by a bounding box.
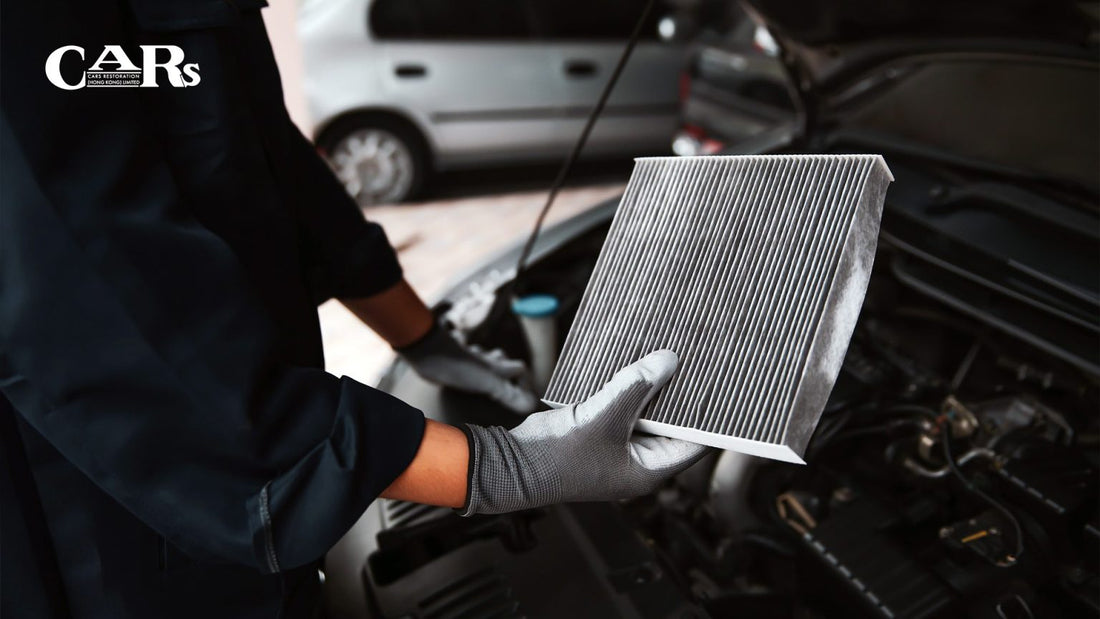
[340,279,434,348]
[342,282,472,508]
[381,419,469,508]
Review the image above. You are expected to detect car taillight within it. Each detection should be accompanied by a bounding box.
[678,72,692,103]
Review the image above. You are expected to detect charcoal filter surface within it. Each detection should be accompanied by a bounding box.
[543,155,894,463]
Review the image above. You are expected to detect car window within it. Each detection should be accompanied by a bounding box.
[370,0,533,40]
[527,0,661,40]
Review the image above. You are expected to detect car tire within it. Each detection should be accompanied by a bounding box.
[318,115,428,206]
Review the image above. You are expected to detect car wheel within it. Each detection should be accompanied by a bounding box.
[320,118,426,206]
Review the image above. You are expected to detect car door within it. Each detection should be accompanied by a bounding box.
[369,0,566,168]
[527,0,687,158]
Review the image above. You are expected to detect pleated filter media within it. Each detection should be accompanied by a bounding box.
[543,154,893,463]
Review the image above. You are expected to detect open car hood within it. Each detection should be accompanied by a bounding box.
[740,0,1098,89]
[742,0,1095,46]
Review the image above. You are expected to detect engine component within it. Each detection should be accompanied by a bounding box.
[797,497,959,618]
[511,294,560,394]
[360,502,702,619]
[709,450,763,532]
[940,509,1016,567]
[545,154,893,462]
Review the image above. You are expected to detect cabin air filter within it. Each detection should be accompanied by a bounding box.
[543,154,893,464]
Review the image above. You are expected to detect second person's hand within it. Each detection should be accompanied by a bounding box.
[397,322,539,414]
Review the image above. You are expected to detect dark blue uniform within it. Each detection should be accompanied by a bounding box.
[0,1,426,616]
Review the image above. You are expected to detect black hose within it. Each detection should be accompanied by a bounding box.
[510,0,659,294]
[940,423,1026,564]
[895,406,1026,564]
[831,418,924,442]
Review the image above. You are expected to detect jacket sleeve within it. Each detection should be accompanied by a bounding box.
[281,123,407,303]
[0,100,424,575]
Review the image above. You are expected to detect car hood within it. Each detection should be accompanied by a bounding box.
[740,0,1098,89]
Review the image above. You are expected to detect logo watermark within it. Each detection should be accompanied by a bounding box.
[46,45,200,90]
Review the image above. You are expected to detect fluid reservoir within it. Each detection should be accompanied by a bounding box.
[511,294,559,395]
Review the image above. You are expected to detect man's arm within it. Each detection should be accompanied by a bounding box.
[381,420,469,508]
[276,113,538,413]
[340,280,434,348]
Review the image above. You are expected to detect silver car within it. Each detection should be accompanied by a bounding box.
[298,0,686,205]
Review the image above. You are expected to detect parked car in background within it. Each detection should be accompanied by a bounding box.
[672,4,795,156]
[298,0,687,205]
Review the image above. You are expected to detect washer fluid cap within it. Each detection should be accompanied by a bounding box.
[512,295,560,318]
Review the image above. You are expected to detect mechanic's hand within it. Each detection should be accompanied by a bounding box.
[397,322,539,414]
[460,349,709,515]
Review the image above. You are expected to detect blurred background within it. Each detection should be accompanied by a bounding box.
[263,0,791,385]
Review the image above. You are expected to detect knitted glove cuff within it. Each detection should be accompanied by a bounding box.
[458,424,561,516]
[393,321,447,359]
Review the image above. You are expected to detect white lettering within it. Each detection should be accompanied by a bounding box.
[139,45,187,87]
[89,45,140,72]
[181,62,201,87]
[44,45,85,90]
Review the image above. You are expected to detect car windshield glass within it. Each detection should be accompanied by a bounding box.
[526,0,660,40]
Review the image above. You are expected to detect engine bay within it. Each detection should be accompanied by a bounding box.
[620,260,1100,618]
[353,170,1099,618]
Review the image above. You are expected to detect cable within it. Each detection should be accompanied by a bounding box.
[903,447,996,478]
[509,0,659,295]
[831,418,925,442]
[883,404,942,420]
[940,419,1025,565]
[884,405,1024,561]
[845,404,1025,564]
[807,402,918,459]
[950,340,982,392]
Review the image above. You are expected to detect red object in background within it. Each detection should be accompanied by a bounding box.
[681,123,704,138]
[678,72,692,103]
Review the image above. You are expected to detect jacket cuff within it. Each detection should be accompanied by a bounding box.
[308,223,404,303]
[332,226,404,300]
[457,424,479,517]
[247,378,425,573]
[393,320,443,356]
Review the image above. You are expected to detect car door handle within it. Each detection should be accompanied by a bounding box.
[394,64,427,78]
[564,60,597,78]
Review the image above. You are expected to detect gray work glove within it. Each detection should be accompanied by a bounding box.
[397,323,539,414]
[460,349,709,515]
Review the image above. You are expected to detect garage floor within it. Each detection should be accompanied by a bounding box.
[318,178,626,387]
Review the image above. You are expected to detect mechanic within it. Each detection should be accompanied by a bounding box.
[0,2,706,617]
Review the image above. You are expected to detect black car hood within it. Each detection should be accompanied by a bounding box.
[727,1,1100,375]
[742,0,1095,48]
[740,0,1098,90]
